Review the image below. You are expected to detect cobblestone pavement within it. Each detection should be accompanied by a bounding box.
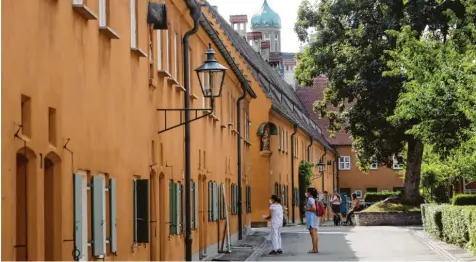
[249,224,476,261]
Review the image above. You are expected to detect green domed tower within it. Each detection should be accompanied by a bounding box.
[250,0,281,30]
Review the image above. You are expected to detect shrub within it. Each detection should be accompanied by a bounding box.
[423,204,476,255]
[363,191,401,203]
[440,206,471,247]
[424,205,444,239]
[452,194,476,206]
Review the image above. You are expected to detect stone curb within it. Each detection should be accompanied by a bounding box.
[409,228,459,261]
[244,236,268,261]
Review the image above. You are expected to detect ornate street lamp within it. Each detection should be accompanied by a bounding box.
[317,159,325,174]
[195,44,227,99]
[157,43,228,134]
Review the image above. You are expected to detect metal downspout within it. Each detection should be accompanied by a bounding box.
[183,0,201,260]
[236,86,247,240]
[321,148,327,192]
[307,136,313,162]
[290,125,298,224]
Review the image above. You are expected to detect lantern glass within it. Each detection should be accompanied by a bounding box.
[317,160,325,173]
[195,44,228,98]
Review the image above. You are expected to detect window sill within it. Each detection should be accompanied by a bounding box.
[190,93,199,100]
[220,124,227,129]
[149,78,157,89]
[175,84,185,92]
[99,26,120,39]
[339,169,351,171]
[228,123,235,129]
[158,69,171,78]
[167,77,180,86]
[231,129,239,135]
[209,114,219,122]
[131,48,148,58]
[73,4,98,20]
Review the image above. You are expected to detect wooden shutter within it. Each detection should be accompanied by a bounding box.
[208,181,212,221]
[213,182,218,221]
[177,183,182,233]
[73,173,86,260]
[169,181,175,234]
[109,178,117,254]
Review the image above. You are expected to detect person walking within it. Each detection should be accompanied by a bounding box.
[264,195,283,255]
[331,190,344,226]
[320,191,329,226]
[344,193,361,226]
[305,188,319,253]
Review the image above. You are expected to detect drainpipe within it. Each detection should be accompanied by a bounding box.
[320,148,327,192]
[307,136,313,162]
[236,85,247,240]
[183,0,201,260]
[336,153,340,191]
[290,124,298,223]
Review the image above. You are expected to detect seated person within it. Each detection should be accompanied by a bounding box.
[344,193,361,226]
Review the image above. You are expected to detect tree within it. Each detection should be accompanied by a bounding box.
[295,0,468,204]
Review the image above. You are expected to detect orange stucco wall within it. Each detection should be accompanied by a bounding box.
[337,146,404,196]
[2,0,252,261]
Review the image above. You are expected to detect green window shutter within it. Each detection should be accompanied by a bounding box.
[73,173,85,260]
[109,178,117,254]
[248,186,252,213]
[168,181,173,235]
[213,182,218,221]
[181,184,185,234]
[208,181,212,221]
[194,181,199,229]
[231,184,235,215]
[176,183,181,234]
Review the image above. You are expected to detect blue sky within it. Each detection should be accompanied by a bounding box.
[207,0,304,53]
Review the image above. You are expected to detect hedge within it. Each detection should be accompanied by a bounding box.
[452,194,476,206]
[422,204,476,255]
[363,191,401,203]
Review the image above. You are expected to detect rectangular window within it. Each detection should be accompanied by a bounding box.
[366,188,378,193]
[173,33,178,80]
[355,190,363,198]
[338,156,351,170]
[192,181,198,229]
[213,182,218,221]
[246,186,252,213]
[285,131,288,152]
[166,30,170,72]
[99,0,119,39]
[179,183,184,233]
[169,181,177,234]
[278,128,281,151]
[370,158,378,170]
[130,0,137,48]
[392,154,402,170]
[133,178,149,243]
[48,107,57,146]
[21,95,32,137]
[157,31,162,70]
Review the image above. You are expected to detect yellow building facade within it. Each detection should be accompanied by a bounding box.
[202,4,337,226]
[2,0,255,261]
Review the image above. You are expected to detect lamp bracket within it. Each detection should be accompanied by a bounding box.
[157,99,215,134]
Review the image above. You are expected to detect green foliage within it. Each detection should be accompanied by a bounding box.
[363,192,401,203]
[423,204,476,255]
[423,205,445,239]
[363,202,420,213]
[453,194,476,206]
[299,161,314,190]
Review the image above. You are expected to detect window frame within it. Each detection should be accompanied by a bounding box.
[338,156,351,170]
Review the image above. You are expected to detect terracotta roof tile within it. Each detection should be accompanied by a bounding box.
[296,76,352,145]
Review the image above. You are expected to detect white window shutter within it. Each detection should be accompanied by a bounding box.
[130,0,137,48]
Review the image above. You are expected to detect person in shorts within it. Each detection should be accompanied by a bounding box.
[304,188,319,253]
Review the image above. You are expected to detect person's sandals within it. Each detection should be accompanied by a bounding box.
[277,249,283,254]
[269,250,278,255]
[308,250,319,253]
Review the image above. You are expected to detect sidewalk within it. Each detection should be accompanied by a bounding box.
[208,230,268,261]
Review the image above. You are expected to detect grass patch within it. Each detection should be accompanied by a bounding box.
[363,201,421,212]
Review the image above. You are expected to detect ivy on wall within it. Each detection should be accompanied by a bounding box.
[299,161,314,190]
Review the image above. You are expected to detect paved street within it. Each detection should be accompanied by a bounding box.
[251,225,475,261]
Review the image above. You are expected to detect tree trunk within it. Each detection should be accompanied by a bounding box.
[401,138,424,205]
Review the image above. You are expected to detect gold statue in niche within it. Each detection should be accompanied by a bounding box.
[261,125,270,151]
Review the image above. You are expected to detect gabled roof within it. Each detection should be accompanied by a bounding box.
[296,76,352,146]
[203,1,336,154]
[199,13,256,99]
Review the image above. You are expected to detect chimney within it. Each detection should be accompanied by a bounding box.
[212,5,218,11]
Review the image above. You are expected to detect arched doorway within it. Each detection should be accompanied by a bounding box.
[44,152,62,261]
[15,147,36,261]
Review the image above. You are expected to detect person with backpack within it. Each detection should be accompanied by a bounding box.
[264,195,283,255]
[304,188,320,253]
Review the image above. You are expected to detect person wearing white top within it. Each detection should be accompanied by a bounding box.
[264,195,283,255]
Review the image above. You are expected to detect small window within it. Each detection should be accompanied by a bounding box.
[130,0,138,48]
[166,30,170,72]
[366,188,378,193]
[392,154,402,170]
[173,33,178,80]
[370,158,378,170]
[339,156,351,170]
[381,189,389,193]
[354,190,363,199]
[21,95,32,137]
[157,31,162,70]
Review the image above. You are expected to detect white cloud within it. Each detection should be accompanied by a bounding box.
[207,0,304,53]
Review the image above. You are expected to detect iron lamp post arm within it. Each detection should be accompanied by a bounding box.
[157,98,215,134]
